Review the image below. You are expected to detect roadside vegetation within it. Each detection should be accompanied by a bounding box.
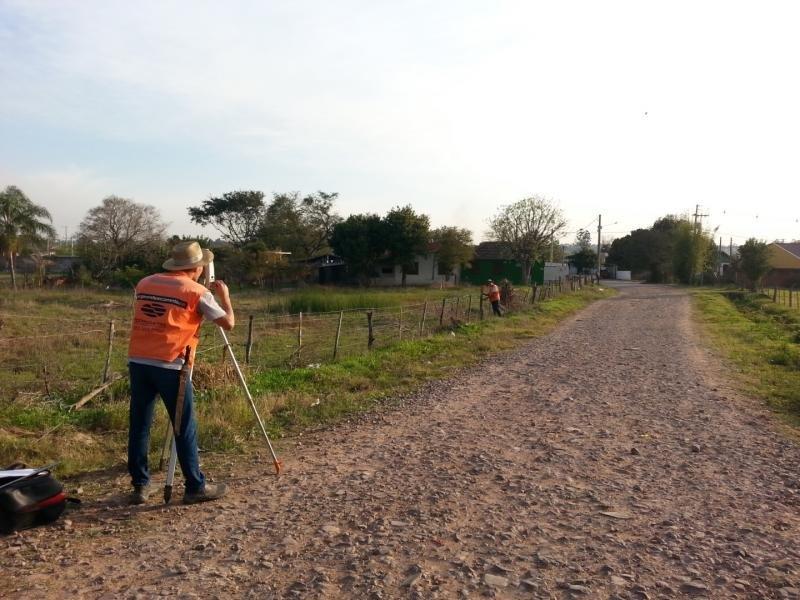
[693,289,800,424]
[0,285,612,475]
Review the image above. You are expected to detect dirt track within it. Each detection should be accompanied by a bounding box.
[3,283,800,599]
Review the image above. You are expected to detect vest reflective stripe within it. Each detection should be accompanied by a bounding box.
[128,273,207,365]
[488,285,501,302]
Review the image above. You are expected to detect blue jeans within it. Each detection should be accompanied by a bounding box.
[128,362,205,493]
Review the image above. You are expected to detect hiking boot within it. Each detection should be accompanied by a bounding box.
[183,482,227,505]
[129,484,151,505]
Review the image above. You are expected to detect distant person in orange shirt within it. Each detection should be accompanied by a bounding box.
[483,279,504,317]
[126,241,234,505]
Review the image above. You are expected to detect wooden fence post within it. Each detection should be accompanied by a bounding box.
[367,311,375,349]
[791,288,794,308]
[102,319,115,384]
[398,306,404,341]
[333,310,344,359]
[774,287,778,302]
[479,294,485,320]
[245,315,254,364]
[439,298,446,326]
[455,296,461,320]
[466,295,472,323]
[419,301,428,337]
[297,312,303,362]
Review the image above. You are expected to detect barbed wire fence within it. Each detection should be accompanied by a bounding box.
[0,275,598,407]
[763,285,798,310]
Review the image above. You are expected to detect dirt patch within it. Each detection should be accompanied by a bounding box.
[2,283,799,599]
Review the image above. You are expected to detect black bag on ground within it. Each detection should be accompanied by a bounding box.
[0,464,67,534]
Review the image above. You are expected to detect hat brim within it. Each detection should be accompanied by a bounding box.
[163,248,214,271]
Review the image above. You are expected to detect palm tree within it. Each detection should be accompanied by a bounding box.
[0,186,56,291]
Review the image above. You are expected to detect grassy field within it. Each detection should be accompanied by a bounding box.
[0,283,611,475]
[693,289,800,425]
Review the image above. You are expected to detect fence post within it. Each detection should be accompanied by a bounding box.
[791,288,794,308]
[333,310,344,359]
[419,301,428,337]
[398,306,404,341]
[439,298,446,326]
[102,319,115,384]
[479,294,485,320]
[774,287,778,302]
[298,312,303,362]
[367,311,375,349]
[455,296,461,320]
[466,295,472,323]
[245,315,254,364]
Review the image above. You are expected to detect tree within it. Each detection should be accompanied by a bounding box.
[737,238,771,290]
[430,226,473,280]
[383,206,431,286]
[0,186,56,291]
[568,228,597,274]
[576,228,592,250]
[259,191,342,260]
[488,196,567,284]
[78,196,167,280]
[330,214,387,285]
[188,190,265,247]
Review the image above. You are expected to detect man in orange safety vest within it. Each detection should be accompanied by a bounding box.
[483,279,504,317]
[127,241,235,505]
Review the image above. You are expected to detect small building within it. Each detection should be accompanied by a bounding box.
[765,242,800,287]
[461,242,545,285]
[299,254,347,285]
[371,247,462,287]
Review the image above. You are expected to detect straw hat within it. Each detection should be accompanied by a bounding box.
[163,241,214,271]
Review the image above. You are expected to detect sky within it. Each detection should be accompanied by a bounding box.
[2,0,799,247]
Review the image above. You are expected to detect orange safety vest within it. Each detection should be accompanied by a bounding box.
[487,284,501,302]
[128,272,207,365]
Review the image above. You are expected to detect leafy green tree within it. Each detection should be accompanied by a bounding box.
[330,214,387,285]
[737,238,771,290]
[488,196,567,284]
[671,220,710,284]
[188,190,265,247]
[430,226,473,280]
[258,191,342,260]
[0,186,56,290]
[382,206,431,286]
[77,196,167,281]
[568,228,597,274]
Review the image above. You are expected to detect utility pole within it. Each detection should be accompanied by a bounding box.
[596,214,602,276]
[718,236,723,278]
[693,204,708,232]
[550,238,554,262]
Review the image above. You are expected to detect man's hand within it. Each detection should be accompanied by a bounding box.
[211,280,230,303]
[211,280,235,330]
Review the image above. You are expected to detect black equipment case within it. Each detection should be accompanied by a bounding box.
[0,464,67,534]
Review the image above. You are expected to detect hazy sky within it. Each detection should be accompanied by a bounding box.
[2,1,799,246]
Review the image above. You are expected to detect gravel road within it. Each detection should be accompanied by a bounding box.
[3,282,800,599]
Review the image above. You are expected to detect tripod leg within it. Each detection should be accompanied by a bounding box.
[158,420,173,471]
[164,438,177,503]
[218,327,283,475]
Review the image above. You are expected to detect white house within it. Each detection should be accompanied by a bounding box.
[371,251,462,287]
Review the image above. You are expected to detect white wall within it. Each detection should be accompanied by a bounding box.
[372,253,462,286]
[544,262,569,282]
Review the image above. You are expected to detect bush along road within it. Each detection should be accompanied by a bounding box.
[2,282,799,599]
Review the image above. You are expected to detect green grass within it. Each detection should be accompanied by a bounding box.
[0,285,612,475]
[693,290,800,424]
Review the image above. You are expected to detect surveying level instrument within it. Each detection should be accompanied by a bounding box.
[162,261,283,503]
